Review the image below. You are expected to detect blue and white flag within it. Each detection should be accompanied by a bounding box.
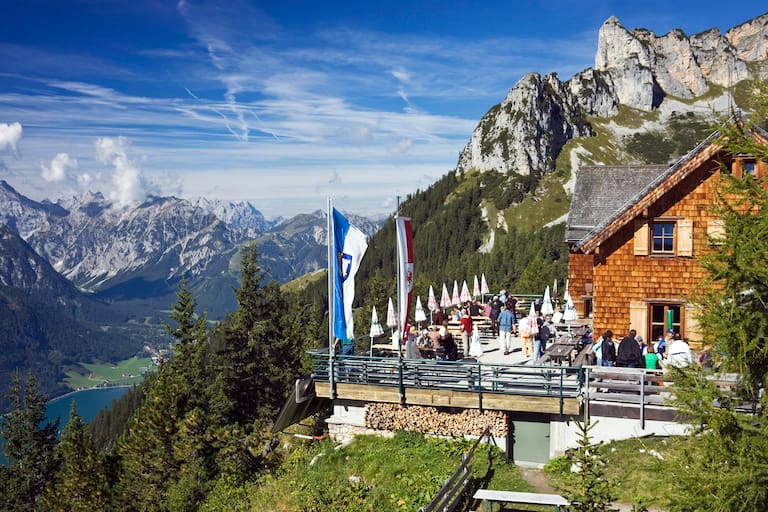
[332,208,368,340]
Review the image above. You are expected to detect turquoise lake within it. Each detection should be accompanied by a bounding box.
[1,386,131,464]
[46,386,131,428]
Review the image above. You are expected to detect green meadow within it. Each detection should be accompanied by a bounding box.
[64,357,153,389]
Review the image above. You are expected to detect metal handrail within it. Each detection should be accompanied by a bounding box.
[312,353,583,410]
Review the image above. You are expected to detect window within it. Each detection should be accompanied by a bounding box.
[652,222,675,254]
[635,218,693,257]
[731,157,761,178]
[649,303,683,342]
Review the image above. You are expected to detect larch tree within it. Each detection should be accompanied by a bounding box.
[666,90,768,511]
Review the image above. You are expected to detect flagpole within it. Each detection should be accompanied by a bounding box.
[327,197,336,400]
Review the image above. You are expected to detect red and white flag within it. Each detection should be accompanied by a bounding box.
[396,216,414,337]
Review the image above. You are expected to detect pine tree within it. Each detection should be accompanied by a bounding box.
[557,414,617,512]
[44,402,109,511]
[0,371,59,512]
[114,366,186,511]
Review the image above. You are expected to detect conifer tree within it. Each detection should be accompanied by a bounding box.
[665,91,768,511]
[44,402,109,511]
[114,366,187,511]
[0,371,59,512]
[164,276,208,408]
[214,244,303,425]
[557,414,616,512]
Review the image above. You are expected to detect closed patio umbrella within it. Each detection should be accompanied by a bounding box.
[541,285,554,316]
[460,280,471,303]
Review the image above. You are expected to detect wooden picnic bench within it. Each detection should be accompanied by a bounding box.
[473,489,569,511]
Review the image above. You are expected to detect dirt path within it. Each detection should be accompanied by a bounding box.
[519,467,556,493]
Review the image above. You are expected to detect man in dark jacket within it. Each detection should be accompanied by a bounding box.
[601,330,617,366]
[616,329,644,368]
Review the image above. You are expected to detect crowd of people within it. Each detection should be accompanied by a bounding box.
[399,290,561,362]
[591,328,697,369]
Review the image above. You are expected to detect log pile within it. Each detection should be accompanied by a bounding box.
[365,403,507,437]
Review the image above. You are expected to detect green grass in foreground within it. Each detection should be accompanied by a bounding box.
[545,435,677,509]
[207,430,531,512]
[64,357,153,389]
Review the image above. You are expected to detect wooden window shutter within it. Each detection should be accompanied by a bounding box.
[634,219,649,255]
[732,159,743,178]
[678,219,693,257]
[707,219,725,244]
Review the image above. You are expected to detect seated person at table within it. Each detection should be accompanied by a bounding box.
[440,328,459,361]
[426,326,441,347]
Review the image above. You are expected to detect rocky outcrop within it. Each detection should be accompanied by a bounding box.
[456,13,768,177]
[595,14,766,110]
[566,68,620,118]
[457,72,594,175]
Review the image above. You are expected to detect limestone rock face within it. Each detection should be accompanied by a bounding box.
[726,14,768,62]
[594,15,766,110]
[457,72,593,175]
[456,13,768,178]
[566,68,620,118]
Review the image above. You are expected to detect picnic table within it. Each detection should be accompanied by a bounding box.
[473,489,569,511]
[542,336,579,365]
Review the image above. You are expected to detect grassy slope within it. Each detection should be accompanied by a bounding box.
[64,357,154,389]
[545,435,677,510]
[223,431,531,512]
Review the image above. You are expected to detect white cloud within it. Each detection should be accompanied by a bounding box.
[77,173,93,187]
[0,122,22,156]
[389,138,413,155]
[95,136,155,206]
[41,152,78,182]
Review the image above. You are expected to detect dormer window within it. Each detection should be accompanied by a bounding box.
[744,160,756,176]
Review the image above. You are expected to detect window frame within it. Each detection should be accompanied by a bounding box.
[648,302,684,341]
[651,220,676,255]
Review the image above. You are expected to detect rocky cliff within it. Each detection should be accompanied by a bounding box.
[457,13,768,177]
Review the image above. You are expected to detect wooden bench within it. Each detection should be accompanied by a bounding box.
[473,489,569,511]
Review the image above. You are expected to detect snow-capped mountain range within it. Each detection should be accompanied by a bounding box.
[0,180,380,319]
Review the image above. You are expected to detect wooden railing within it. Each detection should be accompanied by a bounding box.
[418,426,492,512]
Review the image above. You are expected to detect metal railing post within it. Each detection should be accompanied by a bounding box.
[640,369,645,429]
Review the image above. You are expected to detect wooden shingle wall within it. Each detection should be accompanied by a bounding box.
[585,159,726,341]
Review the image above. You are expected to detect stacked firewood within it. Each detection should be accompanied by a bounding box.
[365,403,507,437]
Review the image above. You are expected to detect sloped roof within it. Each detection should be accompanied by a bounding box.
[568,119,768,254]
[573,132,725,253]
[566,164,669,243]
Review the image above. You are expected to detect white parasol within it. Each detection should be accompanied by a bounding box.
[460,280,471,303]
[370,306,384,336]
[528,301,539,337]
[414,296,427,323]
[481,273,490,295]
[553,279,559,307]
[562,280,578,338]
[473,275,481,297]
[386,297,398,328]
[452,280,460,305]
[427,285,438,312]
[440,283,451,308]
[541,285,554,316]
[369,306,384,356]
[563,292,578,321]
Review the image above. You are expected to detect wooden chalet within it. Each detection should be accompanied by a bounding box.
[565,129,768,345]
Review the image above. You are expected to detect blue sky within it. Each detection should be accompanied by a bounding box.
[0,1,764,217]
